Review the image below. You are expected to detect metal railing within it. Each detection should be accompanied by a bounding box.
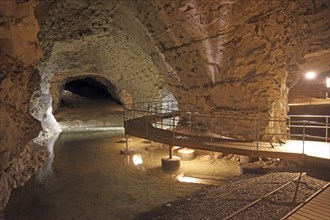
[288,115,329,143]
[125,101,287,150]
[123,101,329,158]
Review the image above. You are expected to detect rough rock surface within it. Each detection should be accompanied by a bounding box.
[35,0,329,138]
[127,0,329,137]
[0,0,47,212]
[0,141,48,212]
[35,0,170,112]
[0,56,47,212]
[0,0,42,64]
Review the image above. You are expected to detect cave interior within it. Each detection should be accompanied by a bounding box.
[0,0,329,219]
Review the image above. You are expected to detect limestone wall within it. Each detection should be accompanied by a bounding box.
[0,0,42,64]
[126,0,330,139]
[35,0,170,111]
[0,0,47,212]
[0,56,48,211]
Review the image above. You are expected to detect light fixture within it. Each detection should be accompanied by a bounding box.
[177,173,198,184]
[305,71,316,79]
[326,77,330,88]
[178,148,195,160]
[132,154,143,166]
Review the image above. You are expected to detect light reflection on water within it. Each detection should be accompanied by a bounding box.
[4,131,199,220]
[5,130,238,220]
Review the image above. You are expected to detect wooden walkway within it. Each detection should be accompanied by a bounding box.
[284,183,330,220]
[125,115,329,165]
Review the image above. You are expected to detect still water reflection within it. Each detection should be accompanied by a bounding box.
[5,130,237,220]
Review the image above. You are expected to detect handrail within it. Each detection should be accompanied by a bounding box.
[126,108,288,121]
[125,102,329,153]
[123,102,329,166]
[288,114,329,143]
[290,120,327,125]
[288,115,329,118]
[290,125,327,129]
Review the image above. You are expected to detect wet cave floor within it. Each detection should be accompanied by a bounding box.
[4,98,239,220]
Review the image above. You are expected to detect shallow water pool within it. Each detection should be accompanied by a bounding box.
[5,131,238,220]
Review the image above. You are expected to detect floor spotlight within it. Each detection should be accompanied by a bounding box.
[305,71,316,79]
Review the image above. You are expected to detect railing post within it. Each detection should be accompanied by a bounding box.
[220,117,222,139]
[303,122,306,154]
[123,108,128,151]
[125,134,129,151]
[154,106,157,128]
[211,118,213,148]
[146,111,149,138]
[283,118,287,144]
[288,116,291,141]
[169,146,173,159]
[188,112,192,133]
[326,116,328,142]
[161,118,163,129]
[256,118,260,153]
[123,107,126,128]
[172,116,175,154]
[253,117,256,142]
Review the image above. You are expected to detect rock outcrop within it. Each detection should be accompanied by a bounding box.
[0,0,42,64]
[0,0,47,212]
[35,0,170,112]
[127,0,329,138]
[0,56,47,211]
[35,0,329,139]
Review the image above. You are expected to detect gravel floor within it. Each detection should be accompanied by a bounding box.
[135,168,329,220]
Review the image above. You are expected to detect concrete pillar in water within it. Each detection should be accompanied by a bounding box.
[162,146,180,170]
[161,156,181,171]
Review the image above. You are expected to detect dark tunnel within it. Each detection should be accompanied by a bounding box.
[64,77,114,99]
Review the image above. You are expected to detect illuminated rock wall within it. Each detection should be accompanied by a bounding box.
[0,1,48,211]
[126,0,329,139]
[0,56,48,211]
[35,0,170,112]
[36,0,329,139]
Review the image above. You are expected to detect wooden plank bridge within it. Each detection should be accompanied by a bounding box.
[284,183,330,219]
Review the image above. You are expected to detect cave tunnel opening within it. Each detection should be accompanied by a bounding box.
[55,76,123,123]
[63,77,120,102]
